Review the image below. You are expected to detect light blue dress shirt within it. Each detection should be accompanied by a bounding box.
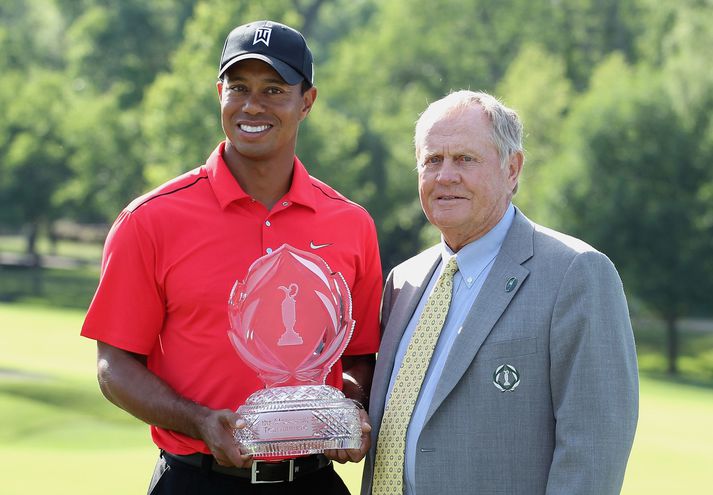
[384,204,515,495]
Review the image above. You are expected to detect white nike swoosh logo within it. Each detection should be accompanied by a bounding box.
[310,241,332,250]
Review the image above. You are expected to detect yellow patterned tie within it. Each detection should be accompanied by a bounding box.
[373,257,459,495]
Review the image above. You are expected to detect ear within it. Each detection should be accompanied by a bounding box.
[216,80,224,101]
[300,86,318,119]
[507,151,524,188]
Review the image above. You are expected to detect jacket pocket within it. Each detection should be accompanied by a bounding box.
[477,336,537,360]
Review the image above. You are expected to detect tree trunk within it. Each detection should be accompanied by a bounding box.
[25,221,41,268]
[26,221,38,256]
[25,221,43,295]
[665,315,678,375]
[49,222,59,256]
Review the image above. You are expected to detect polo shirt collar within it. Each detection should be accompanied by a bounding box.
[206,141,317,211]
[284,155,317,211]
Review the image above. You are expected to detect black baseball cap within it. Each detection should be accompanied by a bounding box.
[218,20,314,87]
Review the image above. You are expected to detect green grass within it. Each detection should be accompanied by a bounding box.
[0,304,154,493]
[0,303,364,494]
[623,378,713,493]
[1,302,712,494]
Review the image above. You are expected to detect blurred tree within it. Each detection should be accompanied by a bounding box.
[0,0,170,241]
[659,0,713,322]
[0,0,65,256]
[58,89,145,222]
[550,0,643,88]
[560,55,713,374]
[0,70,72,258]
[497,43,573,227]
[658,0,713,134]
[63,0,196,107]
[0,0,65,71]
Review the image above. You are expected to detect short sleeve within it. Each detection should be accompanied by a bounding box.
[81,209,166,355]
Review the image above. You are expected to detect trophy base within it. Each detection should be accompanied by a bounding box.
[235,385,362,458]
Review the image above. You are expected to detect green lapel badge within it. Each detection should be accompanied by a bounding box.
[505,277,518,292]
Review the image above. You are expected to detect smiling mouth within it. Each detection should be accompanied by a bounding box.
[239,123,272,133]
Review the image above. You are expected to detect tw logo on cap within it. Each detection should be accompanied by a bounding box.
[253,24,272,46]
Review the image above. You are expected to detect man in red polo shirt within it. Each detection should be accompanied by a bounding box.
[81,20,382,494]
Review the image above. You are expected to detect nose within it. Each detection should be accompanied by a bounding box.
[241,93,265,115]
[436,159,461,184]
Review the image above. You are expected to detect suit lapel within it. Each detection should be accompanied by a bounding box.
[425,211,535,423]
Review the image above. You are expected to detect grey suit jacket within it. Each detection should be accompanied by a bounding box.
[362,210,638,495]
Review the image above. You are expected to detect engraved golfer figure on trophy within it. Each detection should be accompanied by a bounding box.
[228,244,362,458]
[277,283,303,346]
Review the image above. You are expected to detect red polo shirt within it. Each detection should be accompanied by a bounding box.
[81,142,382,455]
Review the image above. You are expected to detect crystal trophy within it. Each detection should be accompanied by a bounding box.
[228,244,362,458]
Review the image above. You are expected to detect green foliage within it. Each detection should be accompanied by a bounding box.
[659,0,713,131]
[560,53,713,321]
[64,0,194,107]
[297,104,372,204]
[60,89,146,221]
[0,69,71,230]
[497,43,574,226]
[0,0,65,71]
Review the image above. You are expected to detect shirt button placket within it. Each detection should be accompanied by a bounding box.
[263,217,274,255]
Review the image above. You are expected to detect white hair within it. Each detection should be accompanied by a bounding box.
[414,90,524,170]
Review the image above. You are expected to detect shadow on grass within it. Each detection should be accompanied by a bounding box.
[0,370,135,424]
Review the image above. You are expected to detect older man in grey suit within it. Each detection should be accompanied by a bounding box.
[362,90,638,495]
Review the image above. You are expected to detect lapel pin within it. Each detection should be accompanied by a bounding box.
[493,364,520,392]
[505,277,518,292]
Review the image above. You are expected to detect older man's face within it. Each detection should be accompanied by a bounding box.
[417,105,521,252]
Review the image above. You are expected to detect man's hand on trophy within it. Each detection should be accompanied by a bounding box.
[324,409,372,464]
[198,409,254,468]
